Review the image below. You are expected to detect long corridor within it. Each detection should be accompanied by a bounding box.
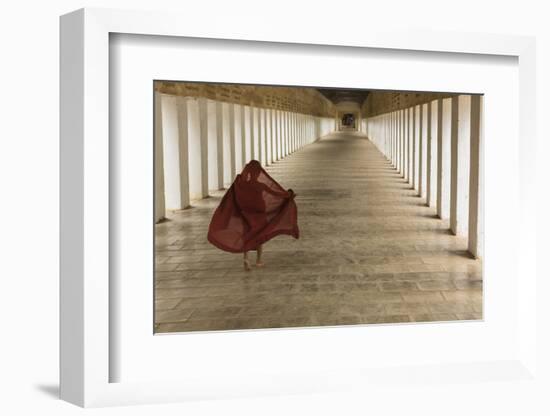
[155,131,482,333]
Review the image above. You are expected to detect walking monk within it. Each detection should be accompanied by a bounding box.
[207,160,299,271]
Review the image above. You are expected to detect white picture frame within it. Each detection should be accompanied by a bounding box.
[60,7,538,408]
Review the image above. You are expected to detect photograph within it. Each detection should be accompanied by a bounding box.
[153,81,483,333]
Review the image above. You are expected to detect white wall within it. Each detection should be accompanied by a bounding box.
[319,117,334,137]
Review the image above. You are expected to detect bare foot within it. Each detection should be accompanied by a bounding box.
[255,262,264,268]
[243,259,251,271]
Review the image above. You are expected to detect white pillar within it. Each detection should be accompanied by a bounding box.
[402,109,406,178]
[400,113,404,175]
[468,95,483,257]
[453,95,472,236]
[397,112,401,174]
[392,112,396,165]
[395,112,400,172]
[206,100,218,192]
[292,112,297,152]
[426,101,433,206]
[428,100,438,207]
[187,99,202,201]
[316,117,320,141]
[161,95,181,210]
[390,112,393,165]
[276,110,281,160]
[273,110,278,160]
[154,91,165,223]
[288,111,292,155]
[281,111,286,156]
[285,111,289,152]
[256,107,261,162]
[198,97,209,198]
[396,111,400,173]
[228,103,236,180]
[222,103,231,187]
[290,112,293,152]
[305,114,308,145]
[437,98,452,220]
[243,105,247,170]
[403,111,407,179]
[293,112,295,148]
[270,109,275,163]
[381,114,390,160]
[249,106,255,161]
[215,101,223,190]
[297,114,303,148]
[282,111,287,157]
[389,112,393,164]
[295,113,299,150]
[261,108,268,166]
[282,111,286,155]
[276,110,283,160]
[176,97,190,209]
[298,113,301,148]
[418,104,424,198]
[268,109,273,164]
[412,105,417,190]
[436,99,443,217]
[386,114,389,156]
[302,114,306,146]
[406,108,411,184]
[306,115,309,144]
[449,96,460,234]
[303,114,306,145]
[388,113,390,158]
[300,114,304,146]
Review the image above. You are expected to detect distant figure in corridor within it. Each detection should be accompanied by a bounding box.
[207,160,299,271]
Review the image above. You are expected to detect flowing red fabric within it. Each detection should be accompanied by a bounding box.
[207,160,299,253]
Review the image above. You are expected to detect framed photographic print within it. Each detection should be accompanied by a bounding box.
[151,80,483,335]
[60,7,538,408]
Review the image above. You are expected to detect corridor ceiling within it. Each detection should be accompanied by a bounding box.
[316,88,370,106]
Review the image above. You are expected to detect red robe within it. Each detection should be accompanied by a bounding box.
[207,160,299,253]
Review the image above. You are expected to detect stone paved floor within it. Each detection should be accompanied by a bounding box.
[154,131,482,333]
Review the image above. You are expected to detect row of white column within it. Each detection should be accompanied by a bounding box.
[365,95,484,258]
[155,92,335,222]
